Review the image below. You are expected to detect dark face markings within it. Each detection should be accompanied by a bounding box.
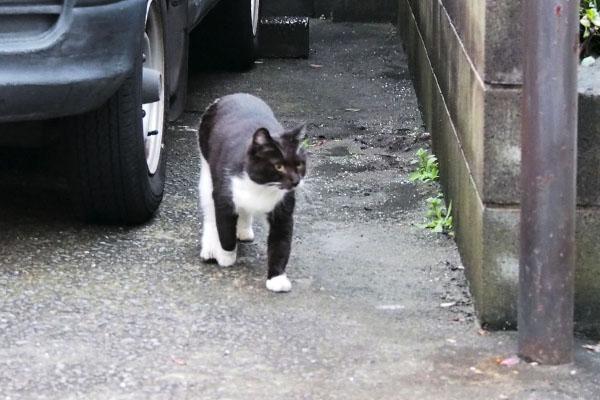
[247,128,307,190]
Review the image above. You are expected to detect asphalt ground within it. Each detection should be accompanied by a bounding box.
[1,20,600,400]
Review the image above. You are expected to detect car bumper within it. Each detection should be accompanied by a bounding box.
[0,0,146,122]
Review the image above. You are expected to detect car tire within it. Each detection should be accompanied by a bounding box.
[66,0,168,224]
[190,0,260,70]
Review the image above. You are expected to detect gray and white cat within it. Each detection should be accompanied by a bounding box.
[198,93,307,292]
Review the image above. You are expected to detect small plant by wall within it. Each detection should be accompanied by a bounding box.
[410,148,439,182]
[580,0,600,59]
[418,195,454,236]
[410,148,454,236]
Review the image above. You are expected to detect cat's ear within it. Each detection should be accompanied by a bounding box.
[290,123,307,142]
[253,128,275,146]
[281,123,307,144]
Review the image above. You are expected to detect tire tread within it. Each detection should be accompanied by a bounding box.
[66,26,166,225]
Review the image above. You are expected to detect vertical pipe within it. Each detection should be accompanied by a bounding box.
[519,0,579,365]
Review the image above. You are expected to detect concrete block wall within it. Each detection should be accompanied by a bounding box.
[398,0,600,334]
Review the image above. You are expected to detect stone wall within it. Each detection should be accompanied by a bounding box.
[397,0,600,334]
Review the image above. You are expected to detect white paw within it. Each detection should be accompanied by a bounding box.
[200,247,213,261]
[266,274,292,292]
[236,226,255,241]
[215,248,237,267]
[200,230,220,262]
[200,243,219,262]
[200,228,236,266]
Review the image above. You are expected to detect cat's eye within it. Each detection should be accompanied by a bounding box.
[296,162,304,169]
[274,164,285,172]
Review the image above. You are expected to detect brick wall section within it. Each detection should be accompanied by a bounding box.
[405,0,521,205]
[398,0,600,333]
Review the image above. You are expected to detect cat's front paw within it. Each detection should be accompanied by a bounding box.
[236,226,255,242]
[200,246,216,262]
[201,229,220,262]
[216,248,237,267]
[266,274,292,292]
[200,241,236,267]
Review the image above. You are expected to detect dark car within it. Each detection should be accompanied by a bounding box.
[0,0,261,223]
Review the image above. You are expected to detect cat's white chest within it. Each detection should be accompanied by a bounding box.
[230,174,287,216]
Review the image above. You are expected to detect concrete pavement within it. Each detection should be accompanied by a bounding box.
[1,20,599,399]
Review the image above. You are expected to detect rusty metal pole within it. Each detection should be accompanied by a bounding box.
[519,0,579,364]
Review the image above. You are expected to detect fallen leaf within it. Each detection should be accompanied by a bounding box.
[477,330,489,336]
[172,356,187,366]
[310,64,323,68]
[345,108,360,112]
[446,338,456,344]
[469,367,484,375]
[440,302,456,308]
[316,140,325,146]
[583,343,600,352]
[500,356,520,367]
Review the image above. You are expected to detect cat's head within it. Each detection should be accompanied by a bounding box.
[246,124,307,190]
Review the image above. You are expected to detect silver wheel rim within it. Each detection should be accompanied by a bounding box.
[142,0,165,175]
[251,0,259,37]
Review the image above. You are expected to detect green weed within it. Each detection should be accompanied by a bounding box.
[580,0,600,58]
[410,148,439,182]
[300,138,314,149]
[417,195,454,235]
